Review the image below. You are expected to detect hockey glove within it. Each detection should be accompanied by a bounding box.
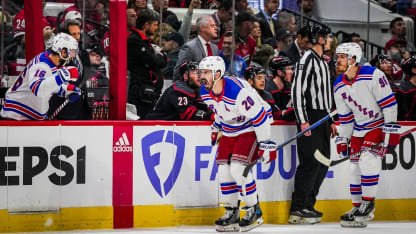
[57,83,81,102]
[335,136,350,157]
[211,124,220,146]
[382,122,401,149]
[258,141,278,163]
[58,66,79,82]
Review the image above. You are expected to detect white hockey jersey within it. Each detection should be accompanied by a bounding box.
[200,76,273,142]
[1,52,64,120]
[333,66,398,138]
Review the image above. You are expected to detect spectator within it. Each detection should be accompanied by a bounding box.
[275,28,294,56]
[235,0,252,14]
[161,32,184,90]
[152,0,181,30]
[48,19,92,120]
[251,44,275,70]
[235,12,256,64]
[323,34,338,80]
[127,9,167,119]
[146,61,214,120]
[385,38,409,66]
[127,0,148,13]
[277,12,297,38]
[219,31,247,78]
[173,15,219,81]
[396,56,416,120]
[370,54,402,87]
[255,0,279,46]
[127,8,137,36]
[389,17,416,52]
[251,19,263,47]
[11,0,54,55]
[211,0,233,44]
[280,25,312,64]
[297,0,315,19]
[266,56,295,112]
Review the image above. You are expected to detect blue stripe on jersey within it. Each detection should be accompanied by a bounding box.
[358,65,376,75]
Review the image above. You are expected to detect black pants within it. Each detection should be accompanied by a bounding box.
[290,110,331,211]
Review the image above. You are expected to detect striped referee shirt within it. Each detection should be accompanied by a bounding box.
[291,49,333,124]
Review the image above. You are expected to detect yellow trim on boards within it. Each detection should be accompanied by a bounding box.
[0,199,415,233]
[133,199,416,227]
[0,206,113,233]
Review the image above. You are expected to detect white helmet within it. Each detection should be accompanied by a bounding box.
[52,33,78,64]
[199,56,225,81]
[336,42,362,65]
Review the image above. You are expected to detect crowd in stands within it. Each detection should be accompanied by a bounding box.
[1,0,416,121]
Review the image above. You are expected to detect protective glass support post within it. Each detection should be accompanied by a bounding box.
[0,0,4,81]
[366,0,370,59]
[230,0,235,73]
[160,0,163,45]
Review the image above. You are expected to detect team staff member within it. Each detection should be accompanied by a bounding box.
[127,9,167,119]
[289,25,337,224]
[146,61,214,121]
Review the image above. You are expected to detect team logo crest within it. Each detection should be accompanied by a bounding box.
[141,130,185,198]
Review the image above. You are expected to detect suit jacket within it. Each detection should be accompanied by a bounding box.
[173,36,219,81]
[255,11,278,46]
[280,42,302,64]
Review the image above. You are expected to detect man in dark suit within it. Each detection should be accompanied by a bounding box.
[211,0,233,44]
[173,15,219,81]
[280,25,312,64]
[255,0,279,46]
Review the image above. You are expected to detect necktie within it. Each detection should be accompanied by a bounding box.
[206,42,213,56]
[269,18,275,36]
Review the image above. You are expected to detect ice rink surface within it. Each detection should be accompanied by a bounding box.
[17,222,416,234]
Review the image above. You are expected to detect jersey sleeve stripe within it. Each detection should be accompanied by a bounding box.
[377,93,395,105]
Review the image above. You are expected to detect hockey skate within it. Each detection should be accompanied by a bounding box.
[340,206,367,228]
[239,203,263,232]
[215,206,240,232]
[354,200,375,222]
[288,209,320,224]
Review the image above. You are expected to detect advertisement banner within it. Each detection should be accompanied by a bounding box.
[0,126,113,212]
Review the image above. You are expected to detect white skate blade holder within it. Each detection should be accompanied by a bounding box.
[239,217,264,232]
[216,223,240,232]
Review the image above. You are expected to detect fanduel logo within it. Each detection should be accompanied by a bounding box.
[113,132,133,152]
[141,130,185,198]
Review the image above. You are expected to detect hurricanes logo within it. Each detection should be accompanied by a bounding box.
[141,130,185,198]
[113,132,133,152]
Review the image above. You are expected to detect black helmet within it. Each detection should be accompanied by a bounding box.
[308,24,331,45]
[269,56,293,76]
[244,66,266,81]
[179,61,199,78]
[402,56,416,76]
[369,54,392,67]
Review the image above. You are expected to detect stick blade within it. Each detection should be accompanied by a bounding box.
[314,149,331,167]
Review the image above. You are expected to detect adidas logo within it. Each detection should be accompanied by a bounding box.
[113,132,133,152]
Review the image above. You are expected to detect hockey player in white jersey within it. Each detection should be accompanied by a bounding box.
[199,56,277,232]
[0,33,80,120]
[333,43,400,227]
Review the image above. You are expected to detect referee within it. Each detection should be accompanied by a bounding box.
[289,25,337,224]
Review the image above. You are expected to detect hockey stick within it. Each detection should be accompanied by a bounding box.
[48,99,70,120]
[240,110,338,199]
[314,126,416,167]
